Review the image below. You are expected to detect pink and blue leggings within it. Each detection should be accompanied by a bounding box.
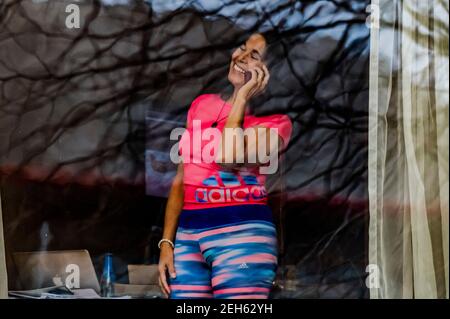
[168,204,278,299]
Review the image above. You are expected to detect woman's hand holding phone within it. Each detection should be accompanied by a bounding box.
[237,64,270,103]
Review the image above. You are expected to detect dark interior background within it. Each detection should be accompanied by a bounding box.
[0,0,370,298]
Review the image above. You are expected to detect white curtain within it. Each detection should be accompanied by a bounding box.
[369,0,449,298]
[0,193,7,298]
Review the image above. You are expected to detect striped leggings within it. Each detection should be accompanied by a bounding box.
[169,204,278,299]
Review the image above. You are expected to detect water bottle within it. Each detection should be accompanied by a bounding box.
[100,253,116,297]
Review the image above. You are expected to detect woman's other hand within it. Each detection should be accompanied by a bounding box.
[158,243,176,298]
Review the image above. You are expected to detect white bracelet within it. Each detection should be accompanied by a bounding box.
[158,238,174,249]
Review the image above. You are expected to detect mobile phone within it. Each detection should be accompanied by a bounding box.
[244,71,252,83]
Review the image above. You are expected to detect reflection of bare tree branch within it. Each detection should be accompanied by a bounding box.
[0,0,371,203]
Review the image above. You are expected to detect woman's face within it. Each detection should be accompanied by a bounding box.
[228,33,267,88]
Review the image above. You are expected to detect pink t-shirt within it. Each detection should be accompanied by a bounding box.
[179,94,292,210]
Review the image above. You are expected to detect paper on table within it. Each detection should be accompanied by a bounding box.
[41,289,132,299]
[72,289,101,298]
[72,289,132,299]
[9,285,73,299]
[10,286,132,299]
[42,288,102,299]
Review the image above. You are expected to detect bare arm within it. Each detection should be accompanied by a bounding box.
[162,162,184,242]
[215,94,247,168]
[214,66,283,169]
[158,162,184,298]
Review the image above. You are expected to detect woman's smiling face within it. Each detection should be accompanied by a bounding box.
[228,33,267,88]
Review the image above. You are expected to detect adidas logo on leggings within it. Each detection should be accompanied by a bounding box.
[238,262,249,269]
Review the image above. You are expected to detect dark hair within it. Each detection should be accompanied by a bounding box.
[260,29,283,66]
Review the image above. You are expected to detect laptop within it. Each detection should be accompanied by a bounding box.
[12,249,100,292]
